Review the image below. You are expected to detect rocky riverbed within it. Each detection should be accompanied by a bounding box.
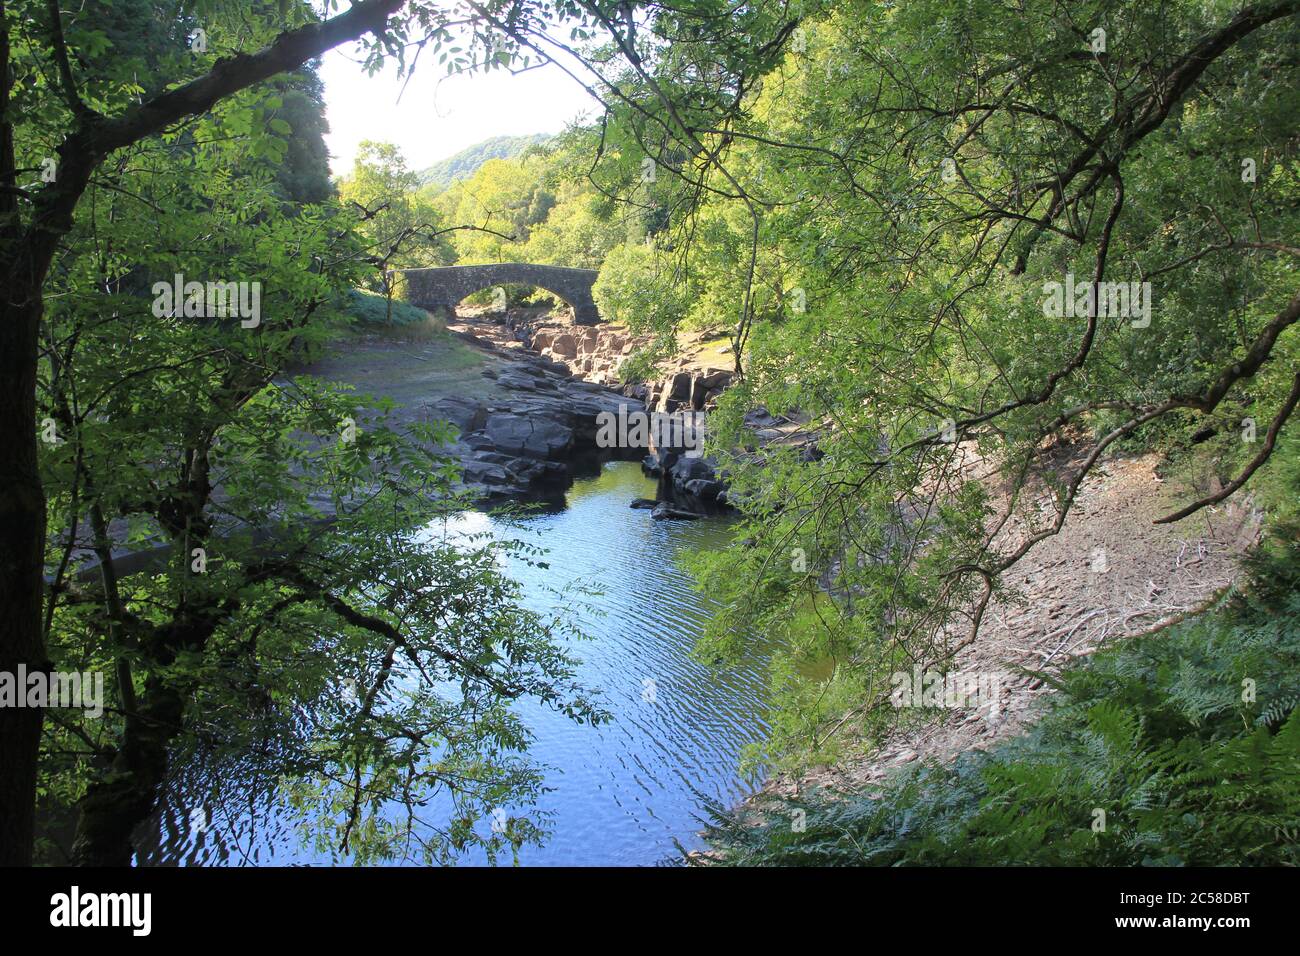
[436,306,825,515]
[304,311,747,516]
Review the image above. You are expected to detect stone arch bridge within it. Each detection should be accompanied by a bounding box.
[399,263,600,325]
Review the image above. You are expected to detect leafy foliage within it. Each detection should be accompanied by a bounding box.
[8,0,1300,869]
[592,243,687,331]
[26,1,607,865]
[637,0,1300,764]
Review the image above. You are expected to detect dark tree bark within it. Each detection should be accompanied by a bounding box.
[0,295,48,868]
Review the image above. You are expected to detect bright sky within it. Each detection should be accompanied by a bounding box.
[319,42,600,177]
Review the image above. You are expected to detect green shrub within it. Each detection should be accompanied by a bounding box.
[592,243,687,332]
[345,288,436,327]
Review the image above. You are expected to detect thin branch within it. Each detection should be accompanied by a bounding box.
[45,0,94,120]
[1156,370,1300,523]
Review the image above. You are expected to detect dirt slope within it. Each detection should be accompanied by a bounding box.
[757,452,1261,800]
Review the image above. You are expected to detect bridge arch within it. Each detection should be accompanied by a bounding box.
[398,263,600,325]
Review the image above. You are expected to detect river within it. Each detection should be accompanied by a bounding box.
[135,461,771,866]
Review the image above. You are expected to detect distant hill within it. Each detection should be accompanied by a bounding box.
[418,133,552,189]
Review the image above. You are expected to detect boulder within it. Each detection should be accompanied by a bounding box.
[689,375,708,410]
[484,413,574,460]
[550,333,578,358]
[699,368,732,390]
[508,459,570,485]
[428,396,487,434]
[672,455,715,483]
[683,478,723,501]
[657,371,694,412]
[461,459,511,486]
[668,371,693,399]
[651,502,702,521]
[495,369,557,392]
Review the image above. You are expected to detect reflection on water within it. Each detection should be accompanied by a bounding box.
[138,462,770,866]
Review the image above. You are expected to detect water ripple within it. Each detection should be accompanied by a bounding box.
[138,462,770,866]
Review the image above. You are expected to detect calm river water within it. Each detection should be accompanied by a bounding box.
[137,461,770,866]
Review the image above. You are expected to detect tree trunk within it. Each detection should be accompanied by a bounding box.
[70,677,186,866]
[0,289,48,866]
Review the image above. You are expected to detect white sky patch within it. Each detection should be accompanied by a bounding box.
[319,42,600,176]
